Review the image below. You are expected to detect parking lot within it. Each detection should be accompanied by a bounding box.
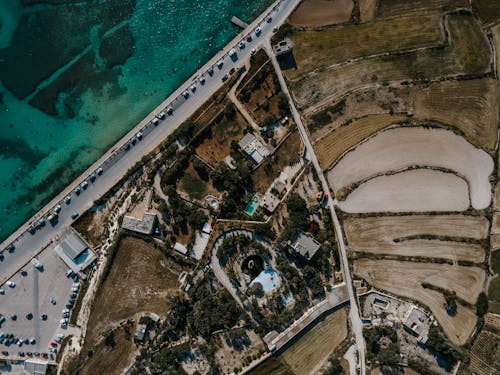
[0,247,75,361]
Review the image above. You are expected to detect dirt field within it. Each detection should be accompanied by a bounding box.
[337,169,470,213]
[492,213,500,235]
[469,330,500,375]
[288,14,443,80]
[344,214,487,262]
[412,78,499,152]
[215,329,266,374]
[327,127,493,209]
[281,308,348,374]
[491,235,500,250]
[354,259,483,345]
[177,161,218,202]
[80,324,136,375]
[288,14,490,109]
[372,367,421,375]
[376,0,469,19]
[251,131,303,193]
[195,110,248,167]
[359,0,377,22]
[315,114,406,169]
[85,236,183,346]
[472,0,500,25]
[288,0,354,27]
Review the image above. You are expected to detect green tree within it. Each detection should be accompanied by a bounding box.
[476,292,488,316]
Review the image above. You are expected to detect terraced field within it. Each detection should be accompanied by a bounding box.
[354,259,484,345]
[288,14,443,80]
[344,215,487,262]
[289,14,491,109]
[315,114,406,168]
[412,78,499,152]
[375,0,469,19]
[337,169,470,212]
[328,127,493,209]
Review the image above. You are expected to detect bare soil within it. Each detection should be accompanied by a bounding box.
[328,127,493,209]
[337,169,470,213]
[85,236,183,346]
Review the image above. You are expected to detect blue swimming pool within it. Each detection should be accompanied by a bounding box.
[252,269,280,293]
[244,196,260,216]
[73,249,89,265]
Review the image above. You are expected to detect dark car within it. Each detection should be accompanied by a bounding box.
[221,74,228,82]
[229,67,236,75]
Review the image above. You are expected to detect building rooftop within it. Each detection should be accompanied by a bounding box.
[122,212,157,235]
[289,232,321,260]
[238,133,272,164]
[136,324,147,341]
[273,38,293,56]
[24,360,48,375]
[54,231,96,273]
[403,306,430,343]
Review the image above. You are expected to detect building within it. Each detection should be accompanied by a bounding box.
[54,231,96,274]
[135,324,147,341]
[261,193,281,214]
[273,38,293,56]
[122,212,158,235]
[174,242,188,255]
[288,232,321,260]
[403,306,430,343]
[238,133,273,164]
[24,360,48,375]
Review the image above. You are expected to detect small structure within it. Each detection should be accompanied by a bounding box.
[192,221,213,260]
[288,232,321,260]
[238,133,273,164]
[273,38,293,57]
[271,180,286,196]
[149,313,161,323]
[122,212,158,235]
[174,242,188,255]
[24,360,48,375]
[135,324,147,341]
[54,231,96,274]
[403,306,430,343]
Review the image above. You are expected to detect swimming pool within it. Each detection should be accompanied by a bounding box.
[251,269,280,293]
[244,196,260,216]
[73,249,89,265]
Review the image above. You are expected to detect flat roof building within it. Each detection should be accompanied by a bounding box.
[273,38,293,56]
[54,231,96,274]
[122,212,157,235]
[289,232,321,260]
[238,133,273,164]
[403,306,430,343]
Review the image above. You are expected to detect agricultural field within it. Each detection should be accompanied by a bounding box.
[288,13,491,109]
[195,108,248,167]
[354,259,484,345]
[337,169,470,213]
[375,0,469,19]
[344,214,487,262]
[412,78,499,152]
[472,0,500,25]
[327,127,494,209]
[493,24,500,78]
[287,14,443,80]
[469,330,500,374]
[315,114,406,169]
[249,308,347,375]
[288,0,354,27]
[85,236,183,347]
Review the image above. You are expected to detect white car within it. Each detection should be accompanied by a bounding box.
[238,41,245,49]
[64,195,71,204]
[250,48,256,56]
[190,84,196,92]
[255,26,262,35]
[59,318,68,324]
[6,281,15,288]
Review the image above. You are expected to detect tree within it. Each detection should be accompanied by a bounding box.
[224,103,236,120]
[277,92,289,116]
[476,292,488,316]
[104,331,115,348]
[443,290,457,316]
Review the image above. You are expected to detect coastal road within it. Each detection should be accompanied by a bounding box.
[265,43,367,374]
[0,0,301,285]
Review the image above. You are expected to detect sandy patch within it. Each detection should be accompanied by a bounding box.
[492,213,500,235]
[288,0,354,27]
[337,169,469,213]
[359,0,377,22]
[328,127,493,209]
[492,25,500,78]
[491,235,500,250]
[354,259,483,345]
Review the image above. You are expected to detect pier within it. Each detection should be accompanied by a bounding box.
[231,16,249,29]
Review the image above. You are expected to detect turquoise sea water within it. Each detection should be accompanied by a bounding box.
[0,0,273,241]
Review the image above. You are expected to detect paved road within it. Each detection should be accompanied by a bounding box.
[0,0,300,286]
[265,42,367,374]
